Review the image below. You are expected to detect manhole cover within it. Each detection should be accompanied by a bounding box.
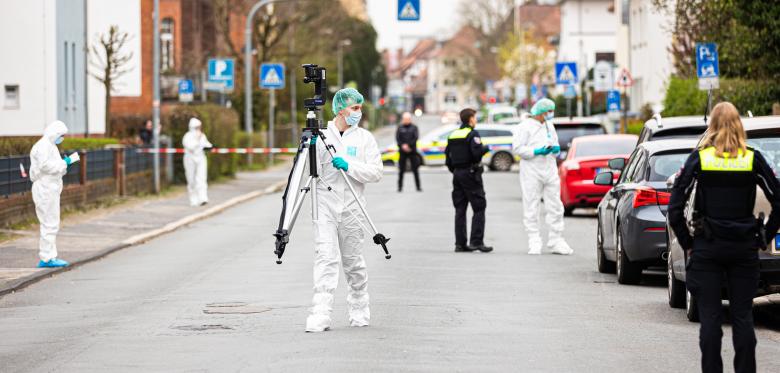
[206,302,248,308]
[173,324,233,331]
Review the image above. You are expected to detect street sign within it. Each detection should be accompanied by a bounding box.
[563,84,577,99]
[593,61,613,92]
[207,58,234,92]
[607,90,621,113]
[259,63,285,89]
[616,68,634,88]
[398,0,420,21]
[555,62,578,85]
[696,42,719,90]
[178,79,194,103]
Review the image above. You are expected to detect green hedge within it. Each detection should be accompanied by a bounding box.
[0,137,119,157]
[164,104,239,183]
[663,77,780,117]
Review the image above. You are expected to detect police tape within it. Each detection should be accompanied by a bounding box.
[136,147,298,154]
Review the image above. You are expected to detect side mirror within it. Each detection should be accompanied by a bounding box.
[594,172,615,186]
[666,173,677,188]
[608,158,626,171]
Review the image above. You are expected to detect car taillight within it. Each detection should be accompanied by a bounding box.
[633,187,671,208]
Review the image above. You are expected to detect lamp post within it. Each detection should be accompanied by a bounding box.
[152,0,161,193]
[337,39,352,89]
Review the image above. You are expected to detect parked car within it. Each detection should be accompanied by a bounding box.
[551,117,608,163]
[486,105,519,123]
[559,134,638,216]
[497,117,523,126]
[441,112,459,125]
[380,124,520,171]
[666,116,780,321]
[637,114,707,145]
[594,138,699,285]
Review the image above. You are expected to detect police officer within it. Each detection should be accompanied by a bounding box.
[668,102,780,373]
[445,108,493,253]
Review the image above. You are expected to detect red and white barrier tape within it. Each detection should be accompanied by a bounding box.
[136,147,298,154]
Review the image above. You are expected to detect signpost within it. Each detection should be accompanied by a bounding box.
[397,0,420,21]
[695,42,719,116]
[616,68,634,134]
[260,63,285,163]
[556,62,578,118]
[178,79,194,103]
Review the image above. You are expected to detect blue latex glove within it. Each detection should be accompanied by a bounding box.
[551,145,561,155]
[64,156,72,166]
[332,157,349,171]
[533,146,551,156]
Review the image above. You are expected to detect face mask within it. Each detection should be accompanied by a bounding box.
[544,112,554,121]
[55,136,64,145]
[345,110,362,127]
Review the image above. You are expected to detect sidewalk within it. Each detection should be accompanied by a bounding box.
[0,164,290,296]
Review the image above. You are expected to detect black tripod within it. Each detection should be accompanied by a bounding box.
[272,65,390,264]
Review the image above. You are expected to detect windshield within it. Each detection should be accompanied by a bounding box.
[492,112,516,122]
[647,152,690,182]
[556,125,606,149]
[574,139,638,158]
[748,136,780,177]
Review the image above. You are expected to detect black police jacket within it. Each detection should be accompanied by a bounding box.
[396,124,419,152]
[444,125,489,171]
[668,147,780,250]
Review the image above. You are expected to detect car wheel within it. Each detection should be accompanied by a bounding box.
[616,228,642,285]
[564,206,575,217]
[685,289,700,322]
[490,152,514,172]
[668,249,685,309]
[597,219,616,274]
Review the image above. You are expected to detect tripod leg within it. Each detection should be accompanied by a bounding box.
[287,176,314,234]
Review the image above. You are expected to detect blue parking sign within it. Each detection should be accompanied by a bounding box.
[607,90,621,112]
[178,79,194,103]
[207,58,234,91]
[695,43,719,90]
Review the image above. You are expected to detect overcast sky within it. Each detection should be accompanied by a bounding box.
[366,0,461,52]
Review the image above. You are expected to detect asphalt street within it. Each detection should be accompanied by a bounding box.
[1,118,779,372]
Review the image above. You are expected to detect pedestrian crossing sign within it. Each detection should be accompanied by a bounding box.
[260,63,285,89]
[398,0,420,21]
[555,62,578,85]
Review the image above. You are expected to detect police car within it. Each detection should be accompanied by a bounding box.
[380,124,520,171]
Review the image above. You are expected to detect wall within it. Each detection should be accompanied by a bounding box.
[628,0,674,112]
[0,0,59,136]
[558,0,617,75]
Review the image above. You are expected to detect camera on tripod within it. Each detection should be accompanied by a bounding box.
[302,64,327,110]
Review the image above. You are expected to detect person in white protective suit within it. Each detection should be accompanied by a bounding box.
[512,98,573,255]
[182,118,213,206]
[30,120,79,268]
[305,88,383,333]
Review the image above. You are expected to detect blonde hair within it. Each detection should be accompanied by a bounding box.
[699,102,747,157]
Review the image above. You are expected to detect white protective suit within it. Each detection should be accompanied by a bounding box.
[512,117,571,254]
[182,118,212,206]
[305,121,383,332]
[29,121,69,262]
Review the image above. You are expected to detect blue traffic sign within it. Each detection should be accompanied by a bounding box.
[207,58,234,91]
[555,62,578,85]
[607,90,621,112]
[259,63,285,89]
[398,0,420,21]
[563,84,576,99]
[178,79,194,94]
[695,43,719,78]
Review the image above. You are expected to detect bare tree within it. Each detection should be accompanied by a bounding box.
[90,25,133,136]
[497,30,555,102]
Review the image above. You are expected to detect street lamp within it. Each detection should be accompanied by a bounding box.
[337,39,352,89]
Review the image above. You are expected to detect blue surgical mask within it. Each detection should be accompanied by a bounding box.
[545,112,554,121]
[345,110,362,127]
[55,136,64,145]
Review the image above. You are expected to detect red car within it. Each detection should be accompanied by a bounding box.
[559,134,638,215]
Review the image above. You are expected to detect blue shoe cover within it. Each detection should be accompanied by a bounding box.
[38,258,70,268]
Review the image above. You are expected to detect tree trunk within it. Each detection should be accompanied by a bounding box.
[104,81,111,137]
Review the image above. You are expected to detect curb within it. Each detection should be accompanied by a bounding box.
[0,180,287,297]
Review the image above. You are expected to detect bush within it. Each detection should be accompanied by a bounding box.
[164,104,239,183]
[663,77,780,117]
[109,114,148,140]
[0,137,118,157]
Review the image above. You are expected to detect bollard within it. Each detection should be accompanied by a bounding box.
[79,150,87,185]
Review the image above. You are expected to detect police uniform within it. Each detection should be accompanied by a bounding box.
[445,125,491,251]
[669,146,780,373]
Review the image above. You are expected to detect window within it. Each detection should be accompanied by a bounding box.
[161,18,175,70]
[444,93,457,104]
[4,85,19,109]
[573,139,637,158]
[619,149,641,184]
[648,152,690,182]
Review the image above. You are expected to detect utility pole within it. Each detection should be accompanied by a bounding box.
[289,18,297,145]
[152,0,161,193]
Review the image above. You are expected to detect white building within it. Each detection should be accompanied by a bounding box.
[557,0,618,77]
[625,0,674,112]
[0,0,142,137]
